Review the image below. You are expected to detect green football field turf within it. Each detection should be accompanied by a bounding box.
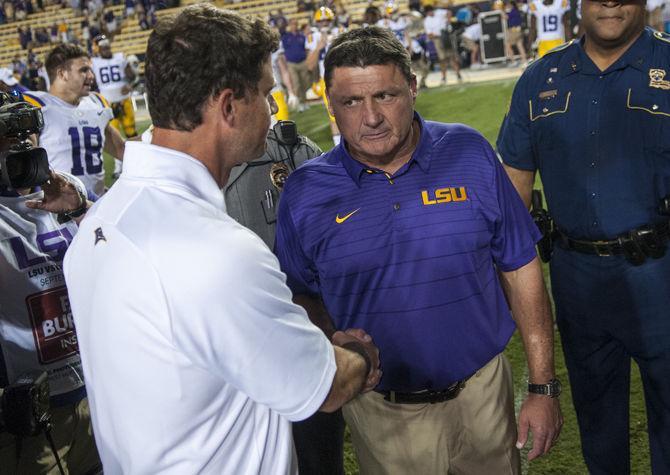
[108,80,651,474]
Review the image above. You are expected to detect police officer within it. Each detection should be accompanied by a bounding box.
[497,0,670,471]
[224,120,321,248]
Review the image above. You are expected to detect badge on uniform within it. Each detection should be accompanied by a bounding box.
[649,69,670,90]
[270,163,290,191]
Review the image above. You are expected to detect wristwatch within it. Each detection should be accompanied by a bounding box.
[528,378,562,398]
[57,188,88,223]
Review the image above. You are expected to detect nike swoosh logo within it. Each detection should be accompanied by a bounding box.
[335,208,360,224]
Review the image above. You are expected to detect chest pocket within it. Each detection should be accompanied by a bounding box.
[626,88,670,196]
[626,88,670,149]
[528,90,571,151]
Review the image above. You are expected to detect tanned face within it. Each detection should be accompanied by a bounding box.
[234,59,277,164]
[580,0,646,50]
[61,56,96,100]
[326,63,417,167]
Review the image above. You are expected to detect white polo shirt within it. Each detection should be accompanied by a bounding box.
[423,9,447,37]
[63,141,336,474]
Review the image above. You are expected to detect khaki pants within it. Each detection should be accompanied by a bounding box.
[0,398,100,475]
[343,354,520,475]
[287,60,312,104]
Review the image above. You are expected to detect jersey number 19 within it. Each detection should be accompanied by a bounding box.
[542,15,558,32]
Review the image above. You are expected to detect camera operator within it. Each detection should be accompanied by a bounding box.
[0,92,99,474]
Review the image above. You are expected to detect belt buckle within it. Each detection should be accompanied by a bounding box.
[593,241,612,257]
[442,380,466,401]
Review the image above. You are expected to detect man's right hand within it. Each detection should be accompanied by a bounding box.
[332,329,381,392]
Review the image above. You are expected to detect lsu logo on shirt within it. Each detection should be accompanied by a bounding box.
[421,187,468,206]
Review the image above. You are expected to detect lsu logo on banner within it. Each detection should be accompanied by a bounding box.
[421,187,468,205]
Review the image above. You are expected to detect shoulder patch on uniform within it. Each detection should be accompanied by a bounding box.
[92,92,110,108]
[22,92,44,108]
[653,30,670,45]
[544,39,576,56]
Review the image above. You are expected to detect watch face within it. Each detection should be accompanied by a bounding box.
[549,379,562,397]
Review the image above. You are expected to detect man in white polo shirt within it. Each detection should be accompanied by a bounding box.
[63,5,381,474]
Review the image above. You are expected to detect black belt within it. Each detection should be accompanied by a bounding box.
[556,221,670,258]
[377,378,468,404]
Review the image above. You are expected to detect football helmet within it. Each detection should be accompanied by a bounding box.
[93,35,112,58]
[384,2,397,15]
[314,6,335,22]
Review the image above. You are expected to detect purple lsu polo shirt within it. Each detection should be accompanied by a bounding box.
[275,113,541,392]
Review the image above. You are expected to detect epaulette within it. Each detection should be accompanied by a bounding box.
[544,39,577,56]
[653,30,670,45]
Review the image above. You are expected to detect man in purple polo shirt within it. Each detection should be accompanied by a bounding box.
[281,18,310,112]
[275,26,563,473]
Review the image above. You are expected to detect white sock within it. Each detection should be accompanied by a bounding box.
[114,159,123,175]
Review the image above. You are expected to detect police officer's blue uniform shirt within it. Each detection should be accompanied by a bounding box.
[498,28,670,239]
[498,28,670,474]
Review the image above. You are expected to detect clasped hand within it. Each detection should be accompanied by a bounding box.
[332,328,382,392]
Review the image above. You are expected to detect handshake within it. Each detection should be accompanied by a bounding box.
[332,328,382,393]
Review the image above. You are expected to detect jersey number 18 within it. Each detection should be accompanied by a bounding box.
[68,126,103,175]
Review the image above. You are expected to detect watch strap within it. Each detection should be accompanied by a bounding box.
[57,188,88,222]
[528,378,561,397]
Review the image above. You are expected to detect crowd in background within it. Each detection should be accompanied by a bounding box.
[8,0,173,49]
[3,0,670,96]
[1,0,175,91]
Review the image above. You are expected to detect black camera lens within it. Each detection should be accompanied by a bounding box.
[3,146,50,189]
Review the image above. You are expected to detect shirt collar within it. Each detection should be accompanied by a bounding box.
[122,141,226,212]
[339,112,433,186]
[566,28,652,76]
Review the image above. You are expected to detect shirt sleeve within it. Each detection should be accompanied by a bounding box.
[165,222,335,422]
[486,144,541,271]
[496,72,537,171]
[274,189,321,296]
